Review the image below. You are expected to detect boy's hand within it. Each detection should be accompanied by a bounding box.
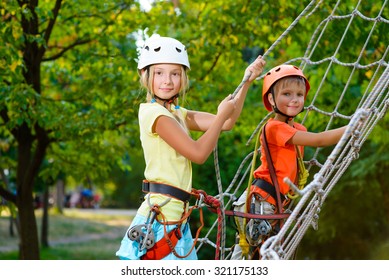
[245,55,266,82]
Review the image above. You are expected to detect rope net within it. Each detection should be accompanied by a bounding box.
[196,0,389,260]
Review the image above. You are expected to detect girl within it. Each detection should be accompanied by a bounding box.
[116,35,266,260]
[232,64,347,259]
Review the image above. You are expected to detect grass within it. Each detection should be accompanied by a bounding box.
[2,208,388,260]
[0,208,133,260]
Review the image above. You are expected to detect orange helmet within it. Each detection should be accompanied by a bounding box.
[262,65,310,111]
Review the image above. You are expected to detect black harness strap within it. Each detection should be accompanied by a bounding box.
[142,180,191,202]
[252,178,285,203]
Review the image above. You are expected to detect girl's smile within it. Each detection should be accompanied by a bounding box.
[152,64,182,101]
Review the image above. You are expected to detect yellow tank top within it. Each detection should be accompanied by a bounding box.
[137,103,192,222]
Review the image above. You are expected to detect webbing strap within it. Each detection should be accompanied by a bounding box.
[252,178,285,203]
[141,227,182,260]
[142,180,191,202]
[262,125,284,214]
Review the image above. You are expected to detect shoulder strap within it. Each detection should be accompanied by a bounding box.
[261,124,283,214]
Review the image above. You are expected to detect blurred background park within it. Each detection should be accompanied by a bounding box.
[0,0,388,260]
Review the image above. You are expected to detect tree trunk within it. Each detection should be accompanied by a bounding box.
[16,131,40,259]
[41,188,50,248]
[56,179,65,214]
[17,187,40,259]
[14,0,49,259]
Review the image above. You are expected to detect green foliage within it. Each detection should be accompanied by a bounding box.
[0,0,388,259]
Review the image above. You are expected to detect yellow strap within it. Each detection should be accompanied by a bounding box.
[238,232,250,257]
[234,124,264,259]
[287,146,309,199]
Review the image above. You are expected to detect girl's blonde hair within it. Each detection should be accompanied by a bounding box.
[140,64,190,132]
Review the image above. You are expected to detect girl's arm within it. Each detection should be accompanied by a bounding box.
[187,56,266,132]
[186,82,251,132]
[288,126,348,147]
[155,95,235,164]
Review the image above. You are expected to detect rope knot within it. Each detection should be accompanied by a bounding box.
[151,204,161,214]
[204,196,220,208]
[192,189,220,208]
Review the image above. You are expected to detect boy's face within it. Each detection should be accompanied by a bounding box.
[268,79,306,117]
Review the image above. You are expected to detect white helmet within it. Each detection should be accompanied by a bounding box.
[137,36,190,70]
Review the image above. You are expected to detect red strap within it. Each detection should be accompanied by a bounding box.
[262,124,283,214]
[141,227,182,260]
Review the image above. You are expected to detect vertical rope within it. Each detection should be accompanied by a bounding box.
[213,144,226,259]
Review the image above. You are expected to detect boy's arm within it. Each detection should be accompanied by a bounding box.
[288,126,347,147]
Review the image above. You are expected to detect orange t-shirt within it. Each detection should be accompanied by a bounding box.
[253,118,306,204]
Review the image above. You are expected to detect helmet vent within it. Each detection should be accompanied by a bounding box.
[275,67,281,72]
[154,47,161,52]
[176,47,182,53]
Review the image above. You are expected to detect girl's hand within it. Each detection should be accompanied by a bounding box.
[245,55,266,82]
[217,94,236,120]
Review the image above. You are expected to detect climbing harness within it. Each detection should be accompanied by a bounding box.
[128,180,226,260]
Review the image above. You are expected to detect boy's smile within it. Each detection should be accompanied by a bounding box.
[269,81,306,121]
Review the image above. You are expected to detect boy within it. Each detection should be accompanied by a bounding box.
[232,64,347,259]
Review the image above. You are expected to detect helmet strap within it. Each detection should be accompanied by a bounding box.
[270,91,296,123]
[273,106,295,123]
[153,93,180,109]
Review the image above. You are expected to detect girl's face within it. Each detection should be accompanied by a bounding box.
[152,64,182,100]
[268,79,306,117]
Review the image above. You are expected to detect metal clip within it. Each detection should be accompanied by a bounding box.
[246,199,272,245]
[195,193,204,207]
[127,210,157,251]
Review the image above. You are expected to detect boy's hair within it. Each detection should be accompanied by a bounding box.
[272,76,307,97]
[262,65,310,111]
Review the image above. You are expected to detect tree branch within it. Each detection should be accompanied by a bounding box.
[42,38,93,61]
[42,2,131,62]
[199,52,222,81]
[43,0,62,46]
